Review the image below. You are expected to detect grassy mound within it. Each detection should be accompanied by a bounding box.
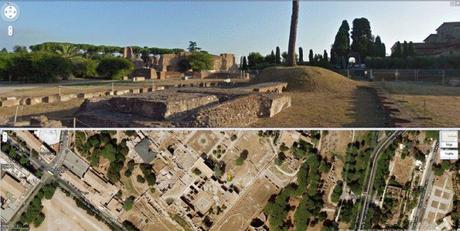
[253,66,357,92]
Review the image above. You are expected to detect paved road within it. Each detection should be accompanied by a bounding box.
[410,141,438,230]
[356,131,403,229]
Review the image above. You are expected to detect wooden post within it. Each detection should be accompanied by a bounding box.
[423,99,426,117]
[442,70,446,85]
[13,105,19,126]
[73,117,76,128]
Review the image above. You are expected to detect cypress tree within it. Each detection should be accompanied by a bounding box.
[332,20,350,67]
[408,41,415,56]
[330,48,337,64]
[275,46,281,64]
[351,18,373,59]
[373,36,386,57]
[309,49,314,63]
[299,47,304,63]
[323,50,328,62]
[242,56,248,70]
[392,42,402,57]
[403,41,409,57]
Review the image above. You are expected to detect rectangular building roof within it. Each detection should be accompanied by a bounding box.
[0,172,25,201]
[134,138,156,163]
[63,150,89,178]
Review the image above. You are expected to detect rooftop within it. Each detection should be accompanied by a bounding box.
[63,150,89,178]
[0,172,25,202]
[134,138,156,163]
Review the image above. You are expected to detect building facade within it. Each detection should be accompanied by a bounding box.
[391,22,460,57]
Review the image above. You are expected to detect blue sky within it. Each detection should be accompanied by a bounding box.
[1,1,459,58]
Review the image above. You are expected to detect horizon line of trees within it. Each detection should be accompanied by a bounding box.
[241,16,460,70]
[6,42,185,57]
[240,46,331,71]
[240,17,389,70]
[0,41,215,83]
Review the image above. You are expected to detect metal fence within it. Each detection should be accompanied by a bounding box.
[369,69,460,85]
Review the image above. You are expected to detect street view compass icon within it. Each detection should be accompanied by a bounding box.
[2,2,20,22]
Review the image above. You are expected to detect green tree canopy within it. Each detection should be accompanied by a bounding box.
[351,18,373,59]
[96,57,134,80]
[248,52,264,69]
[332,20,350,59]
[186,51,213,71]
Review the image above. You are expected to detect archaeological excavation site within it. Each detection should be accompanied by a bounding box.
[74,82,291,128]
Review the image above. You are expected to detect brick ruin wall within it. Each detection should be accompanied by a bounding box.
[152,52,238,73]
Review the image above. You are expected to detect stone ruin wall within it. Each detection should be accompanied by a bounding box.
[106,94,219,120]
[182,94,262,127]
[181,93,291,127]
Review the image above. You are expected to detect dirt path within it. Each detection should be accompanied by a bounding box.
[252,84,391,128]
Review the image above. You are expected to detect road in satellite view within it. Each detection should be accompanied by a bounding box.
[0,130,458,230]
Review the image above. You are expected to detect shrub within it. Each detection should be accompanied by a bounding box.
[6,51,72,82]
[139,163,156,186]
[96,57,134,80]
[72,58,98,78]
[136,175,145,183]
[235,150,249,166]
[123,196,135,211]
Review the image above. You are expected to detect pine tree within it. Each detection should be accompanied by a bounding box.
[309,49,314,63]
[299,47,304,63]
[323,50,329,62]
[275,46,281,64]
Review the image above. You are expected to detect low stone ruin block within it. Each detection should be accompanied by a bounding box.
[59,94,77,102]
[107,93,219,120]
[43,95,60,104]
[262,95,292,118]
[0,98,19,107]
[114,90,130,96]
[20,97,43,106]
[130,89,141,94]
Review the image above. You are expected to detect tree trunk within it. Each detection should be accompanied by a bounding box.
[287,0,299,66]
